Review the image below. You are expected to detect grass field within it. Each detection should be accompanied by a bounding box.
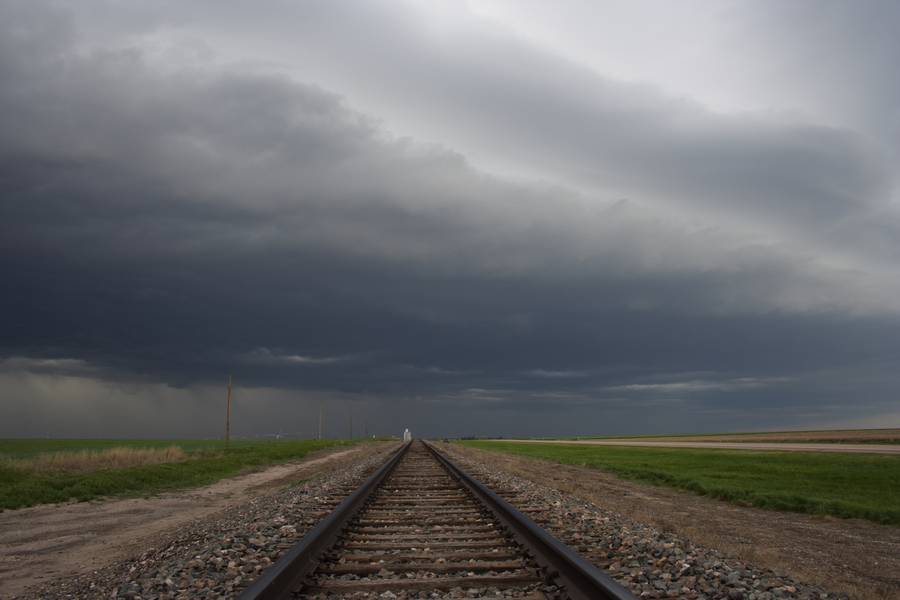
[460,440,900,525]
[0,438,360,510]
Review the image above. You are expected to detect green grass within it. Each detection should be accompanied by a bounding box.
[0,438,359,510]
[460,441,900,526]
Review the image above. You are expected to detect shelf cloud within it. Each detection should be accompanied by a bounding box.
[2,1,900,437]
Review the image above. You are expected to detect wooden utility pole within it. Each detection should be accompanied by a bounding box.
[318,399,323,440]
[348,413,353,440]
[225,375,232,448]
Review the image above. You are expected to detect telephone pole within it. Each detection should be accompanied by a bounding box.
[318,399,323,440]
[224,375,233,448]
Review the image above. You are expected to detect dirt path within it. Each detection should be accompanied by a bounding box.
[0,443,389,598]
[495,439,900,454]
[448,444,900,600]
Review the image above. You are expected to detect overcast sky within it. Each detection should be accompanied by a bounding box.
[2,1,899,438]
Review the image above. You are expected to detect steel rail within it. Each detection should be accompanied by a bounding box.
[238,441,411,600]
[424,441,637,600]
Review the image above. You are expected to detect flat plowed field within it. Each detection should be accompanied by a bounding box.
[584,428,900,444]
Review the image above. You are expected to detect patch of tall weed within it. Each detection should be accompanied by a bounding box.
[5,446,189,473]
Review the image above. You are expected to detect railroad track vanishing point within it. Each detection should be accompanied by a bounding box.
[240,440,636,599]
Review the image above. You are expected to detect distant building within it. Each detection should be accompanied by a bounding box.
[403,428,412,442]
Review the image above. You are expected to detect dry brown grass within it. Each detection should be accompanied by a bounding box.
[634,428,900,444]
[4,446,189,473]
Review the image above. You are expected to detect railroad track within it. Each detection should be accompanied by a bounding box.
[240,440,635,599]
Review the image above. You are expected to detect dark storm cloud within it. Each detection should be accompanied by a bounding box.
[2,1,900,436]
[60,0,899,274]
[151,0,893,231]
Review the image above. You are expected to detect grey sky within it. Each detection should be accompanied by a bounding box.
[2,1,899,438]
